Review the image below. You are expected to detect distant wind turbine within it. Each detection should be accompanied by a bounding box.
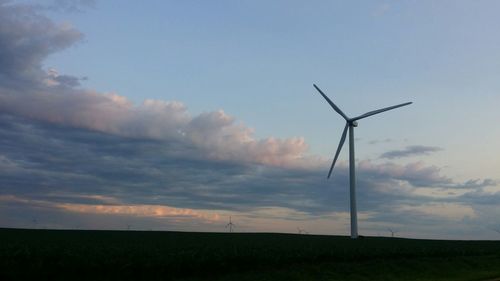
[297,227,309,234]
[225,216,235,233]
[387,228,398,238]
[313,84,412,239]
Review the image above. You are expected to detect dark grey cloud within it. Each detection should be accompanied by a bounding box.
[45,68,85,87]
[358,160,452,187]
[0,114,330,213]
[0,114,493,216]
[380,145,443,159]
[0,1,82,85]
[457,179,497,189]
[1,112,497,237]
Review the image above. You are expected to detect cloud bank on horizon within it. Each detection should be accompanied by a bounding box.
[0,1,498,239]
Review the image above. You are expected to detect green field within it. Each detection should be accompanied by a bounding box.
[1,228,500,281]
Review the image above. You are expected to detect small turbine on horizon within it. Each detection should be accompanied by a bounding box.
[387,228,399,238]
[313,84,412,239]
[297,227,309,234]
[226,216,235,233]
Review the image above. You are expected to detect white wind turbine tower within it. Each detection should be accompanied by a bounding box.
[313,84,412,239]
[225,216,235,233]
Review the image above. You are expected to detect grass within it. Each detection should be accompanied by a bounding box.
[1,228,500,280]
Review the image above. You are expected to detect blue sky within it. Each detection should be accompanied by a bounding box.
[1,0,499,239]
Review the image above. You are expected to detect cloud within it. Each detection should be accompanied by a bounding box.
[358,160,451,187]
[58,203,221,222]
[0,2,82,84]
[368,138,392,145]
[0,91,311,167]
[0,194,222,231]
[0,114,490,215]
[397,203,477,221]
[380,145,443,159]
[456,179,497,189]
[0,1,311,169]
[43,68,84,87]
[1,195,221,222]
[0,112,495,234]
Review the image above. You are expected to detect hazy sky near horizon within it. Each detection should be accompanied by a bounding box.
[1,0,499,239]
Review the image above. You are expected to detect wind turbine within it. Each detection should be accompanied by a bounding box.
[387,228,398,238]
[226,216,235,233]
[313,84,412,239]
[491,227,500,235]
[297,227,309,234]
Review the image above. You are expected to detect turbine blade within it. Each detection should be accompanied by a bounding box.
[313,84,349,121]
[352,102,412,121]
[328,123,349,178]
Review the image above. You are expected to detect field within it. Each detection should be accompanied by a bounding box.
[1,228,500,281]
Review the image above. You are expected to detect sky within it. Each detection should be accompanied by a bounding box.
[1,0,499,239]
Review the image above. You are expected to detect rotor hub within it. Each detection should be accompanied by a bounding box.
[350,121,358,127]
